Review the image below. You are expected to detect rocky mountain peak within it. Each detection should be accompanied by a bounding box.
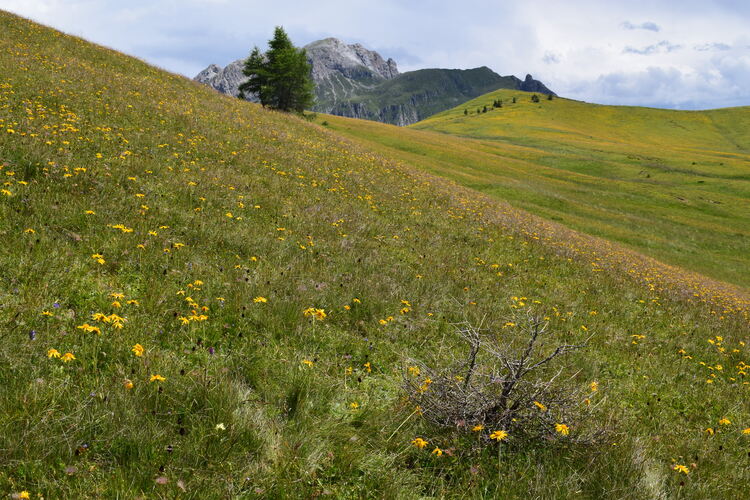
[303,37,398,82]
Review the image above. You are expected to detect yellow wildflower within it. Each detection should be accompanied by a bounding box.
[471,424,484,432]
[672,464,689,475]
[47,348,61,359]
[131,344,144,357]
[303,307,327,320]
[490,430,509,441]
[555,423,570,436]
[533,401,547,411]
[61,352,76,363]
[253,296,268,303]
[411,437,428,449]
[150,374,166,383]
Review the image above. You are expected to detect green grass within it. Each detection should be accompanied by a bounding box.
[319,90,750,289]
[1,10,750,499]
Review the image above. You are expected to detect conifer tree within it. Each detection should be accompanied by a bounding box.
[239,27,314,113]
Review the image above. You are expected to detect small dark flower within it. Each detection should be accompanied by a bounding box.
[29,330,36,340]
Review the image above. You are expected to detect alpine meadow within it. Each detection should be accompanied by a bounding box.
[1,9,750,500]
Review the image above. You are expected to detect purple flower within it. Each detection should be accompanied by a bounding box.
[29,330,37,340]
[53,302,61,308]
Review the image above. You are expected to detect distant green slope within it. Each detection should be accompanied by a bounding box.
[326,67,523,125]
[321,89,750,288]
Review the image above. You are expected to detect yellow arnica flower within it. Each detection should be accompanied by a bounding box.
[150,374,166,383]
[408,365,421,376]
[61,352,75,363]
[743,428,750,435]
[471,424,484,432]
[17,492,30,500]
[132,343,144,357]
[253,296,268,303]
[123,379,134,390]
[349,402,359,409]
[490,430,509,441]
[673,464,689,474]
[47,348,61,358]
[301,359,314,367]
[303,307,327,320]
[411,437,428,449]
[590,381,599,392]
[432,447,443,457]
[555,423,570,436]
[533,401,547,411]
[719,417,731,426]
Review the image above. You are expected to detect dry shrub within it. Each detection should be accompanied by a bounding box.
[405,313,598,443]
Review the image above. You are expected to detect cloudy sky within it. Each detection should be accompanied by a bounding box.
[2,0,749,109]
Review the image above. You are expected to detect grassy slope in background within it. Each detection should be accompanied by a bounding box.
[1,11,749,499]
[321,89,750,289]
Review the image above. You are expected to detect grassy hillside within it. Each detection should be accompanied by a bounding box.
[320,89,750,289]
[1,11,750,499]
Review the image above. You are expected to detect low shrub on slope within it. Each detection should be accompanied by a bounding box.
[0,11,749,499]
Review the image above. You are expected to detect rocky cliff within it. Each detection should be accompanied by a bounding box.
[195,38,555,126]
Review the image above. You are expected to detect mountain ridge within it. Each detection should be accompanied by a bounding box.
[194,37,554,125]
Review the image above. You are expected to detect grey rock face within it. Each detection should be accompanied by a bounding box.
[519,74,555,95]
[304,37,398,83]
[194,59,257,101]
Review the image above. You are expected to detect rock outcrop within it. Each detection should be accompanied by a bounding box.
[195,38,555,126]
[519,74,555,95]
[195,61,254,100]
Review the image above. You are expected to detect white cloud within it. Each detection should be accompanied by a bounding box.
[621,20,661,31]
